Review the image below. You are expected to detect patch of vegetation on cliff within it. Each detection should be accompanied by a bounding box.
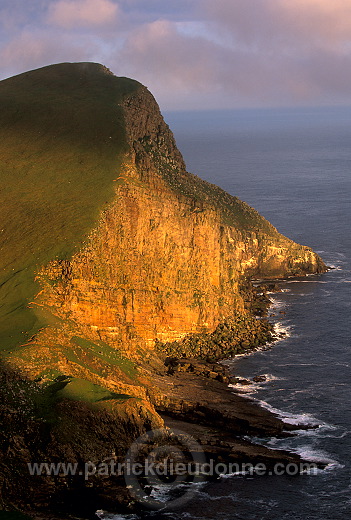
[0,359,154,516]
[58,378,132,402]
[155,312,274,361]
[70,337,137,379]
[0,62,140,352]
[34,377,133,423]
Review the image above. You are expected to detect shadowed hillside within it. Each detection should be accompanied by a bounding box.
[0,62,138,350]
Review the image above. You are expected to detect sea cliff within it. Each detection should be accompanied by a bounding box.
[0,62,326,517]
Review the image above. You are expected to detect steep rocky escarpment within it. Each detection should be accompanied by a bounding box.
[0,62,327,516]
[7,80,324,375]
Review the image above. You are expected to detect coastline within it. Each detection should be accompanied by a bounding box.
[87,357,326,519]
[7,280,327,520]
[61,361,324,520]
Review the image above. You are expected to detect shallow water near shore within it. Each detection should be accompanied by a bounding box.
[101,106,351,519]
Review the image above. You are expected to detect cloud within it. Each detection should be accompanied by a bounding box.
[0,29,105,79]
[47,0,120,28]
[1,0,351,109]
[117,20,273,109]
[203,0,351,50]
[113,2,351,110]
[274,0,351,47]
[119,21,221,100]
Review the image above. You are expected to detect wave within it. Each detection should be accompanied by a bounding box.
[96,512,139,520]
[243,398,344,469]
[280,444,343,470]
[253,399,321,428]
[268,296,286,308]
[229,373,285,394]
[229,382,258,395]
[272,321,293,339]
[283,280,329,284]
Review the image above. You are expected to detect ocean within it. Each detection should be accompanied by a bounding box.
[100,106,351,520]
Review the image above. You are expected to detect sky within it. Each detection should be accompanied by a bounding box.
[1,0,351,110]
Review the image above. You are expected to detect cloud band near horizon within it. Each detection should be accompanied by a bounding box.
[1,0,351,110]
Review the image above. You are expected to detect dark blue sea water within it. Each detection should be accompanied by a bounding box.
[102,107,351,520]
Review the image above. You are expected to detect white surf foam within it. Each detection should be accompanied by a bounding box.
[272,321,293,339]
[250,398,322,428]
[96,512,139,520]
[268,296,286,309]
[285,445,343,470]
[261,429,343,471]
[284,280,328,283]
[229,373,285,395]
[229,382,257,394]
[149,484,174,503]
[219,470,251,479]
[148,481,205,503]
[266,321,294,346]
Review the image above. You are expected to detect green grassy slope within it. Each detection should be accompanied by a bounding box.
[0,62,139,351]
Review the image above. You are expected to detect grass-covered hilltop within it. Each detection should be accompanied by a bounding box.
[0,62,326,517]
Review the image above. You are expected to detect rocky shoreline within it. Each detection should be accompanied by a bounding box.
[4,283,326,520]
[154,356,320,439]
[154,283,284,362]
[31,364,323,520]
[8,354,324,520]
[76,356,324,518]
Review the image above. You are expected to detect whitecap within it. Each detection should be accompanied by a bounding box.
[148,480,205,503]
[268,297,285,308]
[229,382,258,394]
[229,372,285,394]
[260,434,342,470]
[323,462,346,472]
[219,470,251,479]
[261,373,284,382]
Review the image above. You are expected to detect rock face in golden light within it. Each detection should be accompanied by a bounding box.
[0,64,327,514]
[7,77,325,391]
[18,85,324,367]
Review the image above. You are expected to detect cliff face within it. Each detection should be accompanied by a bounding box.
[24,85,323,350]
[2,62,326,406]
[0,63,326,511]
[6,80,325,381]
